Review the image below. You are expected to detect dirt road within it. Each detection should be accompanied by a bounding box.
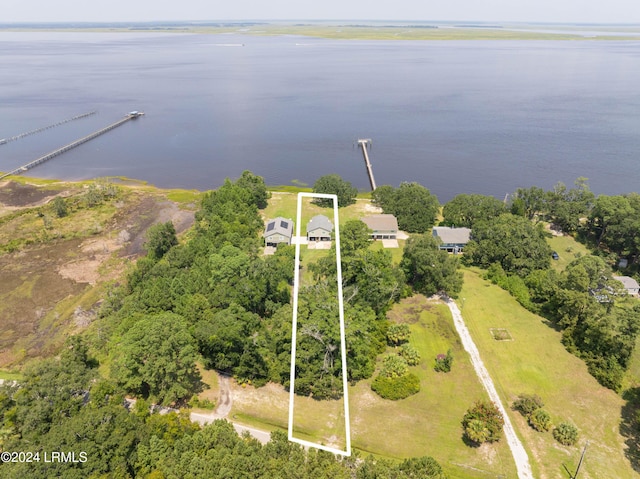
[445,298,534,479]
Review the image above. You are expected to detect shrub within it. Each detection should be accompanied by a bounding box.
[512,394,544,417]
[399,344,421,366]
[381,355,409,378]
[528,408,552,432]
[462,401,504,444]
[434,349,453,373]
[553,422,579,446]
[52,196,68,218]
[371,372,420,400]
[387,324,411,346]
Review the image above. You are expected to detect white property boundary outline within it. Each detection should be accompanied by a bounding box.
[288,192,351,456]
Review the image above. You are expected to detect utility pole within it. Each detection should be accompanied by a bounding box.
[573,441,589,478]
[356,139,377,191]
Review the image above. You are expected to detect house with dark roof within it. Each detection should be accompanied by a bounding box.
[361,214,398,240]
[432,226,472,253]
[263,217,293,247]
[613,275,640,296]
[306,215,333,241]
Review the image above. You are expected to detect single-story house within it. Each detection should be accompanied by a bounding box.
[263,217,293,247]
[613,275,640,296]
[361,214,398,240]
[307,215,333,241]
[432,226,472,253]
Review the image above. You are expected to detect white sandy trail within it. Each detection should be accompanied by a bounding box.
[445,298,534,479]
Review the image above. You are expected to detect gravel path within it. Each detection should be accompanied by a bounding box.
[445,297,534,479]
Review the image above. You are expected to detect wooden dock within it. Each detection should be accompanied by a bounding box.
[0,112,143,181]
[357,139,377,191]
[0,111,96,145]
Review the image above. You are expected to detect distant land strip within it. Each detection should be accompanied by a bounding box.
[2,22,640,41]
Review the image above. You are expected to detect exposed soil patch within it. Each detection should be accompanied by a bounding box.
[113,196,195,257]
[0,184,196,367]
[0,181,62,207]
[0,239,87,363]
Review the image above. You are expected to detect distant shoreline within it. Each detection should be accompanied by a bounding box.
[2,21,640,40]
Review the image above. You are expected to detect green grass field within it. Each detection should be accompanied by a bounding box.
[545,231,591,272]
[458,268,634,478]
[229,295,517,478]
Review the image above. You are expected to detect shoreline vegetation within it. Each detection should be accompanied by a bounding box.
[1,21,640,40]
[1,172,640,477]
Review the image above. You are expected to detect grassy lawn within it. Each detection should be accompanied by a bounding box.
[262,192,381,227]
[545,231,591,272]
[459,268,633,479]
[229,295,517,478]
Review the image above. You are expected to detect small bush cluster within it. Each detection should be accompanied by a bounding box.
[381,355,409,378]
[528,408,552,432]
[553,422,579,446]
[371,372,420,400]
[188,396,215,410]
[399,344,421,366]
[372,325,421,400]
[512,394,579,444]
[462,401,504,445]
[434,349,453,373]
[387,324,411,346]
[512,394,544,416]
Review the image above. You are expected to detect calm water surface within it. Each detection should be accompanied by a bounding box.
[1,32,639,201]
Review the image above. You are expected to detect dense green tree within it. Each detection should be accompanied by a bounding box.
[442,193,506,228]
[588,194,634,247]
[236,170,271,209]
[463,214,552,276]
[145,221,178,259]
[371,184,395,209]
[339,219,372,254]
[374,182,439,233]
[112,312,202,405]
[511,186,547,220]
[401,234,463,297]
[5,339,96,440]
[312,174,358,207]
[546,177,594,233]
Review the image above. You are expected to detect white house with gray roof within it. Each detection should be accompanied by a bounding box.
[263,217,293,247]
[306,215,333,241]
[432,226,472,254]
[361,214,398,240]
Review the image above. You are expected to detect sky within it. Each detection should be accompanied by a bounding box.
[3,0,640,24]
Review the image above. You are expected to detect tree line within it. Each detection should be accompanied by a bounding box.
[441,177,640,391]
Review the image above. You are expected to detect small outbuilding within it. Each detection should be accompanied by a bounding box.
[432,226,472,253]
[306,215,333,242]
[361,214,398,240]
[263,217,293,247]
[613,275,640,296]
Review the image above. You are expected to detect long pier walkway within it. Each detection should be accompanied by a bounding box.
[357,139,377,191]
[0,111,96,145]
[0,112,143,181]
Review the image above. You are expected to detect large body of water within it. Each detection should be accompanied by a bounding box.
[1,32,639,202]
